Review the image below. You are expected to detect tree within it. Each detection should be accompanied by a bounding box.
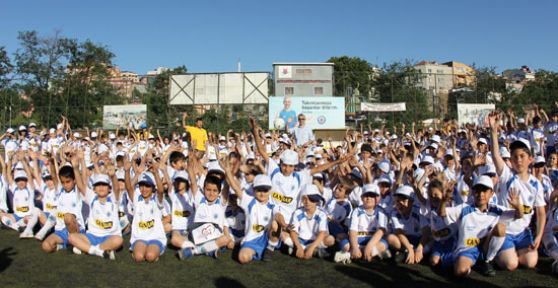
[0,46,13,89]
[371,61,431,127]
[327,56,374,97]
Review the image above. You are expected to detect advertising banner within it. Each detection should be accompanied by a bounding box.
[457,103,495,126]
[360,102,406,112]
[103,104,147,130]
[268,97,345,130]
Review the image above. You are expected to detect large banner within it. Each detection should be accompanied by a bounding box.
[103,104,147,130]
[360,102,406,112]
[268,97,345,130]
[457,103,495,126]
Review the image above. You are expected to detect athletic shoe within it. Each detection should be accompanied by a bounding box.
[34,231,47,241]
[19,230,34,239]
[178,248,193,260]
[1,216,18,231]
[334,251,352,264]
[479,261,496,277]
[262,248,273,262]
[103,250,116,260]
[56,244,65,251]
[552,259,558,275]
[72,247,83,255]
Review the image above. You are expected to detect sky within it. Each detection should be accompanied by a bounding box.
[1,0,557,75]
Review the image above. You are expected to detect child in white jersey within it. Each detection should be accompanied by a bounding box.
[488,114,546,271]
[440,176,523,277]
[41,155,87,253]
[223,161,282,264]
[386,185,424,264]
[325,182,353,245]
[2,165,40,239]
[124,157,167,263]
[177,161,232,260]
[334,183,389,264]
[68,173,123,260]
[34,168,60,241]
[287,185,335,260]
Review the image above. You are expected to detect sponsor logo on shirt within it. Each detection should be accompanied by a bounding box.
[46,203,57,210]
[465,237,480,247]
[96,219,113,229]
[272,192,293,204]
[173,210,191,217]
[252,224,265,232]
[119,211,126,217]
[15,206,29,213]
[357,231,374,236]
[138,219,155,230]
[57,212,65,219]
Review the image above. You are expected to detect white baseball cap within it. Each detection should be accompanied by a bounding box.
[362,183,380,196]
[92,174,112,187]
[378,160,390,174]
[219,136,226,142]
[29,122,37,128]
[473,175,493,190]
[395,185,414,199]
[535,156,546,166]
[302,184,324,203]
[18,125,27,131]
[431,135,441,143]
[377,175,392,186]
[109,133,116,139]
[280,150,298,166]
[174,170,190,182]
[73,132,81,138]
[6,128,15,134]
[91,132,98,138]
[420,155,434,165]
[207,161,225,176]
[500,147,511,159]
[253,174,272,190]
[510,138,531,152]
[49,128,56,134]
[478,138,488,145]
[14,170,28,181]
[138,172,156,187]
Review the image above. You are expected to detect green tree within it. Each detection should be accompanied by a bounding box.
[371,61,431,127]
[327,56,374,97]
[0,46,13,89]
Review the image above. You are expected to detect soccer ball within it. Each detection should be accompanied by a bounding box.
[274,118,286,130]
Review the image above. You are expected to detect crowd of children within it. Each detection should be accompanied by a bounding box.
[1,105,558,278]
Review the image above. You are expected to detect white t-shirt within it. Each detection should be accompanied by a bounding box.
[54,186,85,231]
[130,192,167,244]
[420,200,457,242]
[325,198,352,226]
[84,189,121,237]
[10,184,35,218]
[290,207,328,241]
[238,195,277,243]
[168,187,195,231]
[498,166,546,235]
[390,205,422,238]
[348,206,387,236]
[444,203,515,253]
[267,159,304,223]
[193,194,227,229]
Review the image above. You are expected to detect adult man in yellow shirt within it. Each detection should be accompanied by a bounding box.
[182,112,208,157]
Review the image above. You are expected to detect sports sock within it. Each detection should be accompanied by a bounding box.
[36,218,56,239]
[486,236,505,262]
[194,240,218,255]
[22,210,40,235]
[88,245,104,257]
[371,246,379,257]
[267,240,279,251]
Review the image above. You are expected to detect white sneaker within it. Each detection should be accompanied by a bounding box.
[20,230,34,239]
[72,247,83,255]
[1,216,19,231]
[334,251,352,264]
[379,249,392,260]
[182,240,195,249]
[103,250,116,260]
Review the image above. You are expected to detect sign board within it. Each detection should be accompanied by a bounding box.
[103,104,147,130]
[169,72,269,105]
[457,103,495,126]
[276,66,292,79]
[268,97,345,130]
[360,102,406,112]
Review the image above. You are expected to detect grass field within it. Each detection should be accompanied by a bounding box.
[1,229,557,288]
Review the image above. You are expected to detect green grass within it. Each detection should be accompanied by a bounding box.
[0,229,557,288]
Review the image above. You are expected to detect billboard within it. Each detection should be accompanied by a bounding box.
[360,102,406,112]
[103,104,147,130]
[268,97,345,130]
[457,103,495,126]
[169,72,269,105]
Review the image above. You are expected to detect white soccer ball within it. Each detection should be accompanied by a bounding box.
[274,118,286,130]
